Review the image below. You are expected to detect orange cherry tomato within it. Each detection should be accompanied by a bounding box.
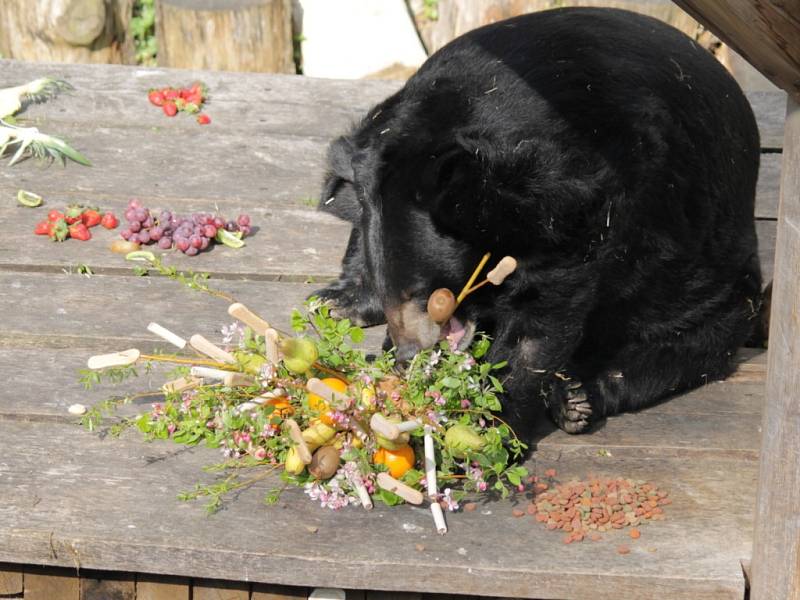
[307,377,347,427]
[373,444,415,479]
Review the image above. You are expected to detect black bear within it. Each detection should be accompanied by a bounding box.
[314,8,762,437]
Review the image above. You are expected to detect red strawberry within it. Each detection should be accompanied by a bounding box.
[196,114,211,125]
[34,220,51,235]
[164,88,180,100]
[186,92,203,106]
[148,90,165,106]
[179,88,191,99]
[49,218,69,242]
[163,102,178,117]
[65,205,84,225]
[68,223,91,241]
[100,212,119,229]
[47,209,65,222]
[81,209,102,228]
[189,82,206,98]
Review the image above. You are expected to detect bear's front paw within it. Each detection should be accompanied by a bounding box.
[549,379,593,434]
[311,284,385,327]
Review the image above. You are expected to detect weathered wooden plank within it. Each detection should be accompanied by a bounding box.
[672,1,800,102]
[136,575,191,600]
[0,420,751,599]
[0,201,349,279]
[756,152,781,218]
[80,572,136,600]
[251,583,308,600]
[0,563,23,595]
[193,578,250,600]
[0,60,782,149]
[23,566,79,600]
[751,99,800,599]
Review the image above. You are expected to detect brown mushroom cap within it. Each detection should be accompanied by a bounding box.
[427,288,457,323]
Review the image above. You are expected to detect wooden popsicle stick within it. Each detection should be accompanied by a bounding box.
[146,322,186,349]
[423,427,438,497]
[376,472,424,505]
[486,256,517,285]
[162,376,202,394]
[227,303,271,334]
[223,372,256,387]
[189,334,236,364]
[87,349,140,370]
[369,413,400,440]
[264,329,280,365]
[307,377,349,405]
[352,477,373,510]
[285,419,312,464]
[397,419,421,433]
[190,366,229,380]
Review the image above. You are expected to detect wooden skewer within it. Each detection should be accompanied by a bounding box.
[397,419,422,433]
[307,378,349,408]
[352,476,373,510]
[189,334,236,364]
[376,472,424,505]
[146,322,186,349]
[430,501,447,534]
[456,252,491,304]
[228,303,271,335]
[285,419,312,464]
[424,426,447,533]
[190,366,230,380]
[87,349,140,370]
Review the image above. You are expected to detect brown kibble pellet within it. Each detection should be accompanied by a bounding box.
[464,502,477,512]
[512,509,525,518]
[544,468,557,477]
[629,528,641,539]
[590,533,602,541]
[534,482,549,492]
[617,545,631,555]
[526,503,538,515]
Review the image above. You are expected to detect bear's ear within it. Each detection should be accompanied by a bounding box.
[320,136,361,222]
[424,134,499,242]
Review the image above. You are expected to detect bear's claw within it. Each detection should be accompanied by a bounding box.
[550,379,593,434]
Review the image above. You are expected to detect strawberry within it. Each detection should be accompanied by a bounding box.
[47,209,65,222]
[81,209,102,228]
[189,82,206,99]
[68,222,91,241]
[100,212,119,229]
[186,92,203,106]
[49,218,69,242]
[163,101,178,117]
[34,220,51,235]
[65,205,84,225]
[196,114,211,125]
[164,88,180,100]
[148,90,165,106]
[179,88,191,99]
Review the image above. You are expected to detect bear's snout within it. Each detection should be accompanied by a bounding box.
[384,301,442,361]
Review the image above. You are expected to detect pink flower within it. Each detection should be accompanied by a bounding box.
[253,447,267,460]
[460,399,471,409]
[167,423,176,435]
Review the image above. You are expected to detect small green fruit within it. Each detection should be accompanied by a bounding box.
[234,351,267,375]
[284,446,306,475]
[444,424,485,458]
[374,414,410,450]
[280,337,318,374]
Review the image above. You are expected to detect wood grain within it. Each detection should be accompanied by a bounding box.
[0,563,23,595]
[673,1,800,102]
[80,572,135,600]
[251,583,308,600]
[751,98,800,599]
[23,567,79,600]
[136,575,190,600]
[192,578,249,600]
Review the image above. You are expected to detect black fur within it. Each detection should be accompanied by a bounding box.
[314,8,762,437]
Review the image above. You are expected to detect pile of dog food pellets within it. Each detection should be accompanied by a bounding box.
[525,470,671,545]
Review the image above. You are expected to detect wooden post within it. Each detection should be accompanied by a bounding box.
[156,0,294,73]
[750,97,800,599]
[0,0,133,64]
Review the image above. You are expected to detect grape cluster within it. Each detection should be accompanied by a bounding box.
[120,200,251,256]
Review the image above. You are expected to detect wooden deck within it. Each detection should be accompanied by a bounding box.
[0,60,782,600]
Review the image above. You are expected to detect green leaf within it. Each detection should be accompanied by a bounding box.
[441,376,461,389]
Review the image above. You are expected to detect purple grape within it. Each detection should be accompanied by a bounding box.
[129,221,141,233]
[142,216,154,229]
[237,214,251,227]
[200,236,210,250]
[150,226,163,241]
[203,224,217,238]
[158,236,172,249]
[124,209,136,223]
[176,238,190,252]
[128,199,141,209]
[134,208,147,222]
[213,216,225,228]
[184,246,199,256]
[120,229,132,240]
[240,225,251,238]
[159,210,172,222]
[138,230,151,244]
[225,220,238,232]
[189,235,203,249]
[129,233,140,244]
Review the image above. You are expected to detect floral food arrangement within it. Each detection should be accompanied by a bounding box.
[80,254,526,534]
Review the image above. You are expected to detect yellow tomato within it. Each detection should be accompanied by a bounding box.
[373,444,415,479]
[308,377,348,427]
[265,397,294,418]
